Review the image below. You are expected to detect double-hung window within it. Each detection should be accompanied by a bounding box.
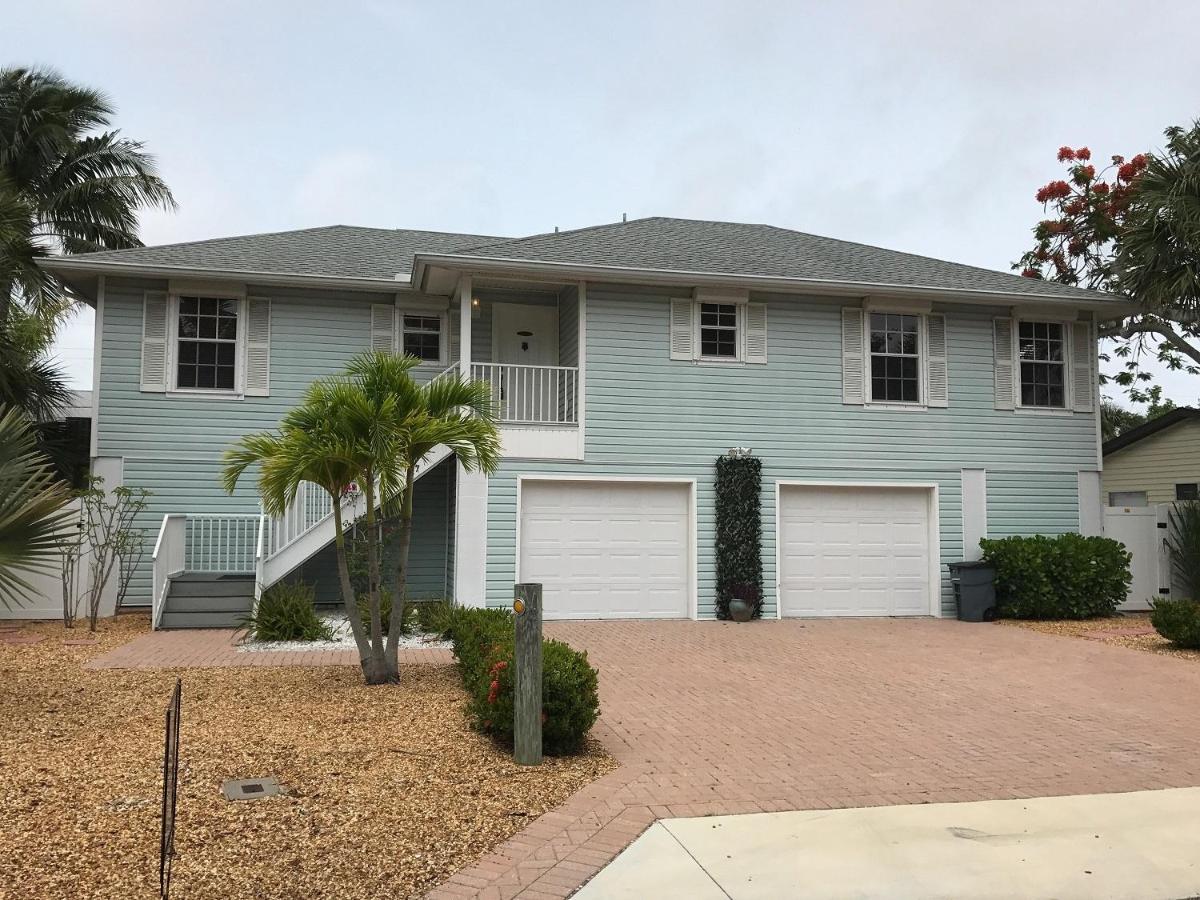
[869,313,921,404]
[1018,321,1066,408]
[402,315,442,362]
[176,295,238,390]
[699,303,738,359]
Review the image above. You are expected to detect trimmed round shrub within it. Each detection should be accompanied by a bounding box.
[242,581,334,642]
[1151,599,1200,648]
[444,607,600,755]
[980,533,1131,619]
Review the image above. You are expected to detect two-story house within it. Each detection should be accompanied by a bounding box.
[42,217,1121,627]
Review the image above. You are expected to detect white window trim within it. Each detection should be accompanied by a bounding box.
[696,301,745,364]
[863,311,930,410]
[1013,316,1073,413]
[398,304,450,366]
[166,292,246,399]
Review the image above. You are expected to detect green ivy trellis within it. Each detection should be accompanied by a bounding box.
[714,454,763,619]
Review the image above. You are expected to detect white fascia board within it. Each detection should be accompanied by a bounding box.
[37,257,415,295]
[411,253,1133,314]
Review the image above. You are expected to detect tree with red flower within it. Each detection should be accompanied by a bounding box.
[1014,125,1200,409]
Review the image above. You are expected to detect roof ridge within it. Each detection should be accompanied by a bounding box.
[69,224,506,260]
[454,217,658,255]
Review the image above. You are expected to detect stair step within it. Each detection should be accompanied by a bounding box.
[158,610,249,629]
[170,576,256,598]
[164,594,254,614]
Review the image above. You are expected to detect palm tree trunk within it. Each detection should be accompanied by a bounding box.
[384,462,416,679]
[360,476,391,684]
[332,499,373,673]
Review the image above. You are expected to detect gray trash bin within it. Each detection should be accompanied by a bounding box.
[947,560,997,622]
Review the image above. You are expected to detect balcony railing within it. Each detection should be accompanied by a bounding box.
[185,514,262,573]
[471,363,579,425]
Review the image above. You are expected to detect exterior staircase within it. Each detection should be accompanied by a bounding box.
[158,574,255,628]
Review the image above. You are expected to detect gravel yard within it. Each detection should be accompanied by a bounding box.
[1001,612,1200,661]
[0,615,615,899]
[237,614,452,653]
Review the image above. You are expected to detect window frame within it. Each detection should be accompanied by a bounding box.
[1177,483,1199,502]
[167,291,245,397]
[1014,318,1071,412]
[398,306,449,366]
[866,311,924,407]
[697,301,742,363]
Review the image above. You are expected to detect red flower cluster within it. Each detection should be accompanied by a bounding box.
[1057,146,1076,162]
[1093,182,1110,195]
[1074,147,1091,161]
[485,659,508,704]
[1020,267,1040,278]
[1035,180,1072,203]
[487,679,500,704]
[1117,154,1148,182]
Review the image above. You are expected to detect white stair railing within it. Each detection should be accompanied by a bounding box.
[470,363,578,425]
[268,482,333,556]
[185,514,261,573]
[151,514,187,630]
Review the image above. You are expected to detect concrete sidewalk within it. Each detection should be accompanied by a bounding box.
[575,788,1200,900]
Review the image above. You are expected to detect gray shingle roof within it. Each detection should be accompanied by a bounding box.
[446,217,1115,302]
[62,225,501,280]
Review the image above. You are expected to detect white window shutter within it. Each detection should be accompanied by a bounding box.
[743,303,768,364]
[841,307,866,404]
[1071,320,1095,413]
[244,297,271,397]
[140,290,169,392]
[371,304,396,353]
[993,318,1015,410]
[669,299,695,360]
[925,313,949,407]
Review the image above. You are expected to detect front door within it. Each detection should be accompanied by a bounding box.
[492,303,559,422]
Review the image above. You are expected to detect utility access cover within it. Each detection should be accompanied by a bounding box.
[221,777,282,801]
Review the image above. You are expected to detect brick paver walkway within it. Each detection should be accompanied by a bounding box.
[429,618,1200,899]
[86,627,453,669]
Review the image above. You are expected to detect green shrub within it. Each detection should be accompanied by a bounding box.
[980,533,1131,619]
[242,581,334,642]
[1167,501,1200,600]
[357,594,451,637]
[1151,598,1200,648]
[443,607,600,755]
[413,598,453,634]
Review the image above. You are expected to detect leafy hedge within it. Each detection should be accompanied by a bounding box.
[1151,599,1200,648]
[979,533,1131,619]
[442,607,600,755]
[715,455,763,619]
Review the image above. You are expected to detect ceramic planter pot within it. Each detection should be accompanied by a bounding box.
[728,598,754,622]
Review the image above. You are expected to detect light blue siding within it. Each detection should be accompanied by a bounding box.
[98,278,448,606]
[987,471,1081,538]
[483,288,1097,618]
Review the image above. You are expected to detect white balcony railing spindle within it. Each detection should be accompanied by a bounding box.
[469,363,578,425]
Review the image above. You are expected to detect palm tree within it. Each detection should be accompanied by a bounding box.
[222,378,395,681]
[0,406,74,608]
[0,66,177,324]
[346,352,500,680]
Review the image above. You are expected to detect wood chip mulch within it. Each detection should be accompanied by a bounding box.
[0,615,616,899]
[1000,613,1200,662]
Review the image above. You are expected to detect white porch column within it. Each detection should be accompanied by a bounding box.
[1078,470,1103,536]
[454,466,488,608]
[961,468,987,560]
[458,275,472,378]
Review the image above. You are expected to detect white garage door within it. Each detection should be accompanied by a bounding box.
[779,485,934,617]
[519,480,691,619]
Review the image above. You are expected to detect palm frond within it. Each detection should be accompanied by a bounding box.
[0,406,74,607]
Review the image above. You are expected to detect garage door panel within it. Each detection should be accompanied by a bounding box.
[520,481,691,620]
[780,485,933,618]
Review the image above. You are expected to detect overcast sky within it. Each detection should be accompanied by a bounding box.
[12,0,1200,407]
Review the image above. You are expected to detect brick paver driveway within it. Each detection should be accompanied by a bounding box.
[431,618,1200,900]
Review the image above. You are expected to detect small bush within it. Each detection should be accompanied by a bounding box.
[413,598,452,634]
[357,594,451,637]
[980,533,1131,619]
[242,582,334,642]
[1167,501,1200,600]
[1151,598,1200,648]
[443,607,600,756]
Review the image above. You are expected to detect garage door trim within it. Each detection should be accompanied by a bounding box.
[773,480,942,618]
[516,474,699,619]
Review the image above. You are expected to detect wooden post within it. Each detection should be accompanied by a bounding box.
[513,582,543,766]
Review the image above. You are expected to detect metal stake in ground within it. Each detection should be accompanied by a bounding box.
[513,583,543,766]
[161,678,182,899]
